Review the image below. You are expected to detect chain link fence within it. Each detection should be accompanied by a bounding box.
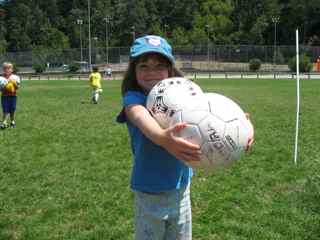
[1,44,320,73]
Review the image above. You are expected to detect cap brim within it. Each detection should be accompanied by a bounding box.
[130,48,174,62]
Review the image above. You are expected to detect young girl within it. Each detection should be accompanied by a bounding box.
[1,62,20,129]
[117,35,201,239]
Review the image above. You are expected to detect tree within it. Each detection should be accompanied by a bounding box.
[4,2,33,51]
[0,40,7,54]
[148,23,164,37]
[287,0,320,44]
[248,16,269,44]
[0,0,320,51]
[0,8,6,37]
[39,27,70,49]
[114,0,149,45]
[192,0,234,44]
[232,0,279,44]
[171,27,189,46]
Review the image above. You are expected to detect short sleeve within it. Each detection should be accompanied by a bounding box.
[11,74,20,82]
[123,91,146,107]
[116,91,146,123]
[10,74,20,86]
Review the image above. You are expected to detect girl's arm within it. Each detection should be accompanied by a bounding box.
[125,104,201,162]
[245,113,254,151]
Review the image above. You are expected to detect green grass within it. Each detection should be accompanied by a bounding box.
[0,79,319,240]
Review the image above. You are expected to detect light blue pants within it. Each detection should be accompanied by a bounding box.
[134,184,192,240]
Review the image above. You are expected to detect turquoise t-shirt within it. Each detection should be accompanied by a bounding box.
[117,90,192,193]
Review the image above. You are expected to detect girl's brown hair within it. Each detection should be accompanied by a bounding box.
[121,53,183,96]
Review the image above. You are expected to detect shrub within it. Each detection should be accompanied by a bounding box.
[249,58,261,71]
[68,63,80,73]
[33,64,46,73]
[288,54,313,72]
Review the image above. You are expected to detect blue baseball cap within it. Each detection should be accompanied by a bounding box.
[130,35,174,62]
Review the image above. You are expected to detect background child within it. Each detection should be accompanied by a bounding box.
[117,35,202,239]
[1,62,20,129]
[89,66,103,104]
[104,64,112,80]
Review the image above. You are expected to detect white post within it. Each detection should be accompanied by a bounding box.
[80,21,83,62]
[88,0,92,71]
[77,19,83,62]
[104,16,110,64]
[271,16,279,72]
[131,26,135,42]
[294,29,300,165]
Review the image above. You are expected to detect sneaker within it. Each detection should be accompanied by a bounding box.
[0,122,8,129]
[10,122,16,128]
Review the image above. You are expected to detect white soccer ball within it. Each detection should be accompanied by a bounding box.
[0,77,8,89]
[146,77,208,128]
[171,92,254,170]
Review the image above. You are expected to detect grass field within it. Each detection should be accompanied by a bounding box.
[0,78,319,240]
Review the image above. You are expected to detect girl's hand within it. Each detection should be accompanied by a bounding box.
[160,123,202,162]
[125,104,201,162]
[245,113,254,151]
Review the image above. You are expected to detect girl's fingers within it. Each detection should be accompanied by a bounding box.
[176,137,201,150]
[165,123,200,150]
[244,112,254,151]
[179,148,202,156]
[178,152,201,162]
[169,122,187,133]
[174,143,202,161]
[246,137,254,151]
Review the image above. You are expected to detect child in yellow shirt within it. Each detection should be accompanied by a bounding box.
[89,66,103,104]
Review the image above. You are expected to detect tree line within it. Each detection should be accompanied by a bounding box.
[0,0,319,53]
